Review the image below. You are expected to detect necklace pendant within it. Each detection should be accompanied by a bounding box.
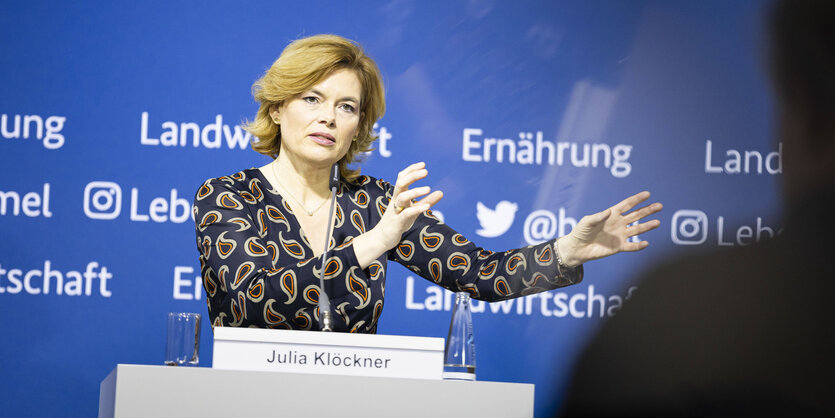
[306,210,313,216]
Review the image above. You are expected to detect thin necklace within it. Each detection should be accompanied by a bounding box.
[270,161,329,216]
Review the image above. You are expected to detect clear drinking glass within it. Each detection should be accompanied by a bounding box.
[443,292,476,380]
[165,312,201,366]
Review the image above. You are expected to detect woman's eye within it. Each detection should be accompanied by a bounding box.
[339,103,356,113]
[303,96,319,104]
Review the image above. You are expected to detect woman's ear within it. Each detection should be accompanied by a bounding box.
[269,104,281,124]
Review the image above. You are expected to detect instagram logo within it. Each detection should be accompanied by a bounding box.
[84,181,122,220]
[671,210,708,245]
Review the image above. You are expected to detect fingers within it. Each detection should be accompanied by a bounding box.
[580,208,611,227]
[624,202,663,224]
[391,191,443,225]
[392,190,443,215]
[415,190,444,208]
[391,162,429,211]
[389,162,443,217]
[396,186,431,204]
[402,161,427,171]
[401,203,432,218]
[626,219,661,237]
[620,240,650,252]
[392,162,427,196]
[613,191,651,214]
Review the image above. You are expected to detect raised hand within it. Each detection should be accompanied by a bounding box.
[375,162,444,249]
[556,191,662,267]
[352,162,443,268]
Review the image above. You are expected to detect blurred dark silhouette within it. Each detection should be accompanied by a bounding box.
[559,0,835,416]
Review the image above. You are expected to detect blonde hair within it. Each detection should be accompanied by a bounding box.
[245,34,386,181]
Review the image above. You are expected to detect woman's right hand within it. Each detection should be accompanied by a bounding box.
[352,162,443,268]
[378,161,444,248]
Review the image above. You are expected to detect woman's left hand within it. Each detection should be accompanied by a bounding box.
[557,191,662,267]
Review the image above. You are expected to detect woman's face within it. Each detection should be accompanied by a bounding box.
[272,68,362,170]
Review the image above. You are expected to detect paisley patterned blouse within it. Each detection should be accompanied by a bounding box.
[193,168,583,333]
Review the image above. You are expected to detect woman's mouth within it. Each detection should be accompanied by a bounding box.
[308,132,336,146]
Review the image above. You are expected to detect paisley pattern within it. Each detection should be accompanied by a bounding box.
[193,168,582,333]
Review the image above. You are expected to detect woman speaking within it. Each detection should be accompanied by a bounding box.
[192,34,662,333]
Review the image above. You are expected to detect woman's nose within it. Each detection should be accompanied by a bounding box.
[318,107,336,127]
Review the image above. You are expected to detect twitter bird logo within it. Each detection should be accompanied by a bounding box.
[476,201,518,238]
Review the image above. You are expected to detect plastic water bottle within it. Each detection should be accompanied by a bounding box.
[443,292,476,380]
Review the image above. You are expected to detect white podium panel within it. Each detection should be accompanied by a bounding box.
[99,364,534,418]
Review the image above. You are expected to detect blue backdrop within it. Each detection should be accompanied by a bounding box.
[0,1,780,416]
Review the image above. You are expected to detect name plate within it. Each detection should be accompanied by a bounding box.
[212,328,444,380]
